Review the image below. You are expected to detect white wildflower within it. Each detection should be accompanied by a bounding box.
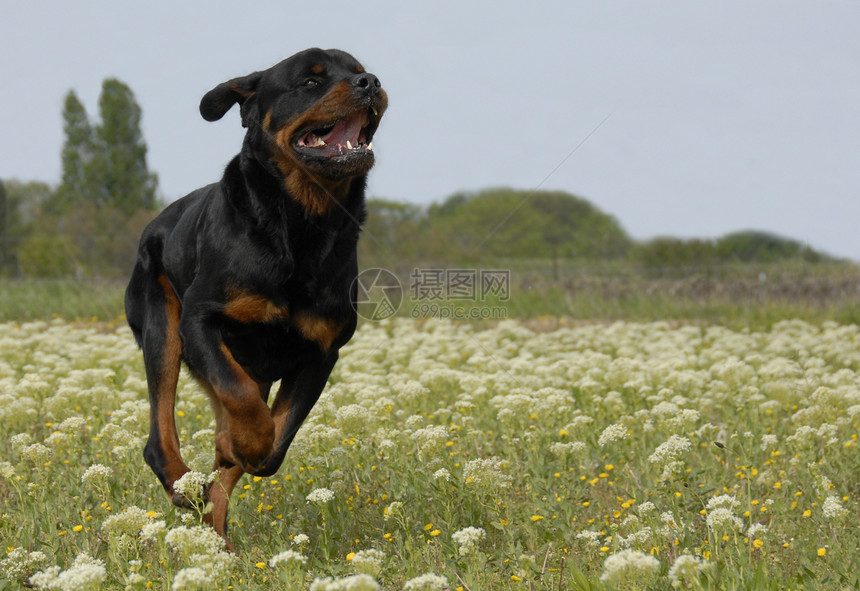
[463,457,510,488]
[575,530,602,548]
[306,487,335,504]
[661,512,680,529]
[618,527,653,549]
[599,549,660,588]
[140,520,168,543]
[10,433,33,454]
[336,404,371,432]
[103,506,151,541]
[410,425,448,454]
[22,443,52,465]
[0,461,16,480]
[433,468,451,482]
[667,554,710,587]
[173,471,216,504]
[57,416,86,433]
[30,553,106,591]
[451,526,486,556]
[292,533,310,547]
[637,501,657,515]
[598,423,629,447]
[268,549,307,568]
[822,495,848,520]
[81,464,113,486]
[402,573,449,591]
[648,435,692,465]
[760,434,778,451]
[706,494,737,511]
[171,566,212,590]
[1,548,49,581]
[164,525,225,559]
[310,573,381,591]
[549,441,586,458]
[351,549,385,576]
[706,507,743,532]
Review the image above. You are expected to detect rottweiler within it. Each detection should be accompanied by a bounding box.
[124,48,387,546]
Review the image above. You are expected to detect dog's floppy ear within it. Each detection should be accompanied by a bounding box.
[199,71,263,123]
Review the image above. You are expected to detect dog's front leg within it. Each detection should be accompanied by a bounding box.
[250,352,338,477]
[178,310,276,470]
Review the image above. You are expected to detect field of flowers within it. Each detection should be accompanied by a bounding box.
[1,318,858,590]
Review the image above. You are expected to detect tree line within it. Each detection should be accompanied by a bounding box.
[0,80,839,280]
[358,189,836,274]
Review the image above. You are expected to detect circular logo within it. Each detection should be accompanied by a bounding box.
[352,268,403,320]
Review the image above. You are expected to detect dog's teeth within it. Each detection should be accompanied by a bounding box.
[372,107,378,116]
[314,137,326,147]
[368,142,373,151]
[346,140,353,150]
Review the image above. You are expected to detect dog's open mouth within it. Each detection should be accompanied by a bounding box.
[294,107,379,157]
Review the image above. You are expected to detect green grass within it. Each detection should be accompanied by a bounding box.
[3,260,859,329]
[0,279,126,322]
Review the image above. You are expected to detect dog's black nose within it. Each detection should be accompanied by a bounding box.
[351,73,381,95]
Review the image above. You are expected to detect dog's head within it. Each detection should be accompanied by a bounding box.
[200,48,387,185]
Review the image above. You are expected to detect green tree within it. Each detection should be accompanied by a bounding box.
[359,199,426,269]
[52,91,95,214]
[92,78,158,215]
[53,79,158,217]
[1,180,54,275]
[0,180,7,270]
[425,188,632,263]
[714,231,828,263]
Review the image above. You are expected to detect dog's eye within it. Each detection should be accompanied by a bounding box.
[304,79,320,88]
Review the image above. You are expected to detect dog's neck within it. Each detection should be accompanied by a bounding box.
[225,153,365,246]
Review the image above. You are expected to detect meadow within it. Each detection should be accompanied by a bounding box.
[2,261,859,327]
[1,316,858,590]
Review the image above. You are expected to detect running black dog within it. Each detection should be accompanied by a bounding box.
[125,48,387,546]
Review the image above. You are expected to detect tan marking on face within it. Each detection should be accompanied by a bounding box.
[355,65,365,74]
[224,291,289,323]
[269,80,359,216]
[312,64,325,74]
[293,312,343,351]
[263,110,273,132]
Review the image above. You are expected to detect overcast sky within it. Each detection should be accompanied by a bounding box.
[3,1,859,260]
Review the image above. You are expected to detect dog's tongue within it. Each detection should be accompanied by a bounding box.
[321,111,364,147]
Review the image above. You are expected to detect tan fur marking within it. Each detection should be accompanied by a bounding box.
[294,313,343,351]
[228,82,255,98]
[204,463,244,547]
[224,292,289,323]
[155,275,188,484]
[215,343,275,465]
[312,64,325,74]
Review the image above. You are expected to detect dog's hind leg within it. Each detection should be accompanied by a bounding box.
[130,269,191,505]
